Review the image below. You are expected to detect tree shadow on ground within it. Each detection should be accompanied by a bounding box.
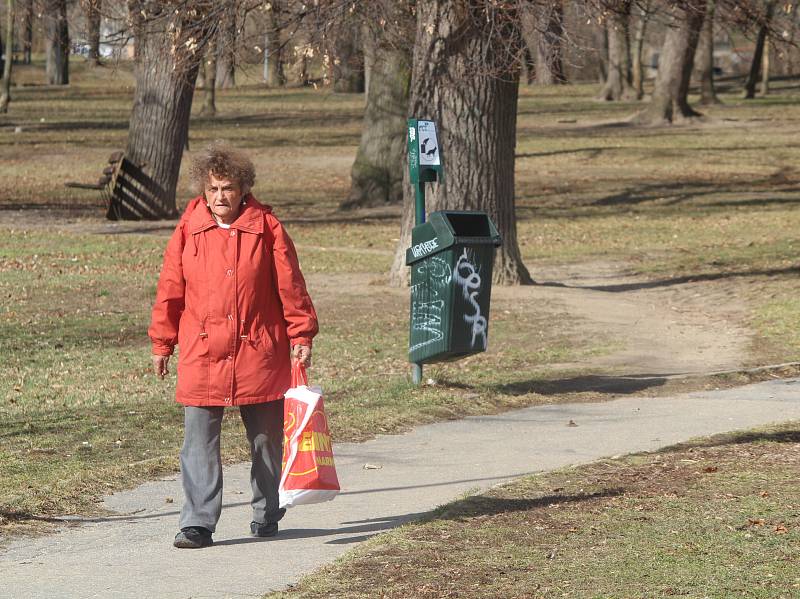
[534,265,800,293]
[494,374,668,397]
[661,428,800,454]
[590,178,799,208]
[434,488,624,522]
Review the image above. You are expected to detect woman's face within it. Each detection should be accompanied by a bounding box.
[205,173,244,225]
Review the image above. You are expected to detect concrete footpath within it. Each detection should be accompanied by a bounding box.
[2,378,800,599]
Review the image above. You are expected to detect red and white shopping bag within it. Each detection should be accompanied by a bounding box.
[279,364,340,508]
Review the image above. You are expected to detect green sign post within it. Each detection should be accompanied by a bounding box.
[405,119,502,385]
[407,119,444,384]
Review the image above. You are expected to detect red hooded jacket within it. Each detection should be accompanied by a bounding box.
[148,196,318,407]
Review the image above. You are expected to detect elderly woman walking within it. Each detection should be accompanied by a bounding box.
[149,142,318,549]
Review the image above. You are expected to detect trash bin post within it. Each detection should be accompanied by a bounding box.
[407,119,444,384]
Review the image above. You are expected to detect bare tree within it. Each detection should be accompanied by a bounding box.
[330,13,365,93]
[694,0,720,104]
[22,0,32,64]
[124,1,215,216]
[264,0,286,87]
[597,1,637,100]
[0,0,12,113]
[84,0,102,66]
[743,0,776,98]
[342,8,412,209]
[44,0,70,85]
[200,36,217,116]
[535,0,567,84]
[215,1,236,88]
[630,0,651,99]
[634,0,706,124]
[389,0,532,286]
[760,34,770,94]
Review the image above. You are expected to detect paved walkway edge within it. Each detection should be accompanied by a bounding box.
[2,378,799,599]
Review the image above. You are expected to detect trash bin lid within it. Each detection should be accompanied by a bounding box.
[406,211,501,266]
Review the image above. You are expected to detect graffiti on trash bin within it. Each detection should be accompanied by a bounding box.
[453,249,487,350]
[410,257,451,353]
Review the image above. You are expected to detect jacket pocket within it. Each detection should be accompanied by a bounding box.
[177,317,209,361]
[257,326,276,357]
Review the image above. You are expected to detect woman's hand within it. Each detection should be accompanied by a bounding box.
[291,344,312,368]
[152,355,170,379]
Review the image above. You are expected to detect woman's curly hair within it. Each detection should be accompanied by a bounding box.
[190,141,256,193]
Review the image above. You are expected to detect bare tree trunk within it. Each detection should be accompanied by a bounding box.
[743,1,776,99]
[0,0,13,114]
[635,0,706,124]
[215,1,236,89]
[264,2,286,87]
[631,0,651,99]
[760,36,770,95]
[519,5,537,84]
[695,0,720,104]
[201,37,217,117]
[362,22,374,96]
[22,0,32,64]
[127,0,143,62]
[535,1,566,85]
[44,0,70,85]
[85,0,102,66]
[597,1,636,101]
[389,0,532,286]
[125,5,206,216]
[342,29,409,209]
[332,18,365,93]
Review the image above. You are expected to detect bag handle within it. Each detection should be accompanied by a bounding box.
[291,362,308,388]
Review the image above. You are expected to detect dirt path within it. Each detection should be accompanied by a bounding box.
[520,261,749,377]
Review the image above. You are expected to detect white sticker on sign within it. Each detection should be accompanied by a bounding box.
[417,120,440,166]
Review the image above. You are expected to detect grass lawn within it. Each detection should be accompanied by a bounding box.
[1,59,800,540]
[273,422,800,598]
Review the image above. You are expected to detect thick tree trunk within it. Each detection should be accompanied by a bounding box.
[761,37,770,95]
[44,0,69,85]
[535,1,566,85]
[597,1,636,101]
[332,19,365,93]
[342,33,409,209]
[125,7,205,217]
[86,0,102,66]
[389,0,532,287]
[695,0,719,105]
[22,0,32,64]
[635,0,706,124]
[201,39,217,117]
[743,1,775,99]
[0,0,13,114]
[215,2,236,89]
[631,1,650,99]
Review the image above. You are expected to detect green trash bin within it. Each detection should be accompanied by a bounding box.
[406,211,502,365]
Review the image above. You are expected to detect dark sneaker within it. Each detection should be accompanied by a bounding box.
[173,526,213,548]
[250,521,279,538]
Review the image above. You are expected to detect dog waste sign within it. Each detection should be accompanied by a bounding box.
[417,120,440,166]
[408,119,443,185]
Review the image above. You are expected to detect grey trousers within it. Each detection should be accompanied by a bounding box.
[178,401,286,532]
